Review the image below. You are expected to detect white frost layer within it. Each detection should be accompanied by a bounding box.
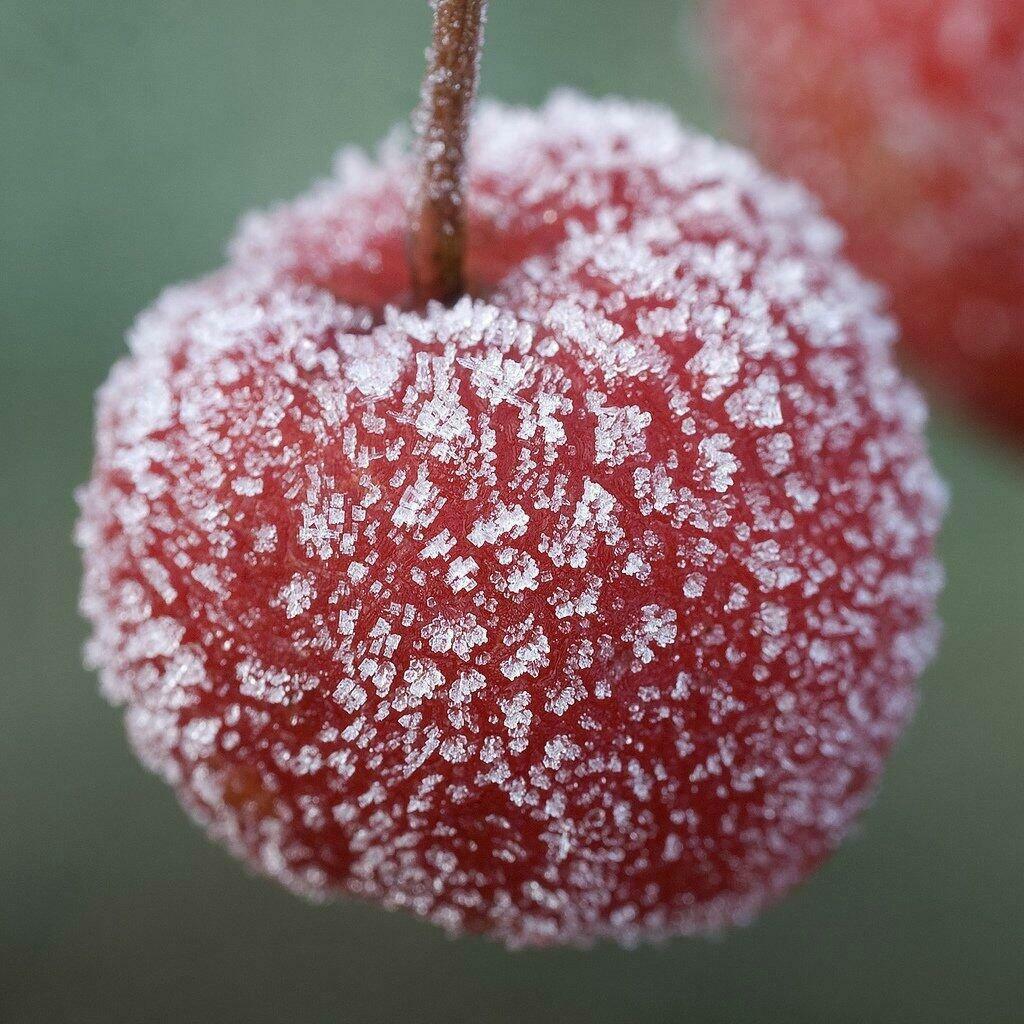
[78,93,946,948]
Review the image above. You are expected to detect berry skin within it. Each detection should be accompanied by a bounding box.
[710,0,1024,440]
[77,93,945,948]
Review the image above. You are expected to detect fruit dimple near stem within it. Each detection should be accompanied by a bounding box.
[409,0,488,306]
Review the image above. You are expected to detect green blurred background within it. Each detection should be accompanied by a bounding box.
[2,2,1021,1021]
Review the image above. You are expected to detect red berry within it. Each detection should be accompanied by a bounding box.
[77,93,945,947]
[710,0,1024,440]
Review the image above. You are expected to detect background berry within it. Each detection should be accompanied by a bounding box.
[710,0,1024,440]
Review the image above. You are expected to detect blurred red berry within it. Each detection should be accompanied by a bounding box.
[710,0,1024,440]
[77,93,945,947]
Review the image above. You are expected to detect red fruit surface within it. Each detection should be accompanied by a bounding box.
[77,93,945,947]
[710,0,1024,440]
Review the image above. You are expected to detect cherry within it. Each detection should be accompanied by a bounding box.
[710,0,1024,441]
[77,2,945,947]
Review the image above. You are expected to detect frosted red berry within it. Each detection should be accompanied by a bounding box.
[710,0,1024,440]
[77,93,945,947]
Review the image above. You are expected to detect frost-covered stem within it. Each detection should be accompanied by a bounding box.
[409,0,487,306]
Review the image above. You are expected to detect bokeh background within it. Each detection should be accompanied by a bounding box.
[2,2,1021,1021]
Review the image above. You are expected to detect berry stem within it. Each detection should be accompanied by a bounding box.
[409,0,488,306]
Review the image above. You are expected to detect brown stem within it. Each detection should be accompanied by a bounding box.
[409,0,488,306]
